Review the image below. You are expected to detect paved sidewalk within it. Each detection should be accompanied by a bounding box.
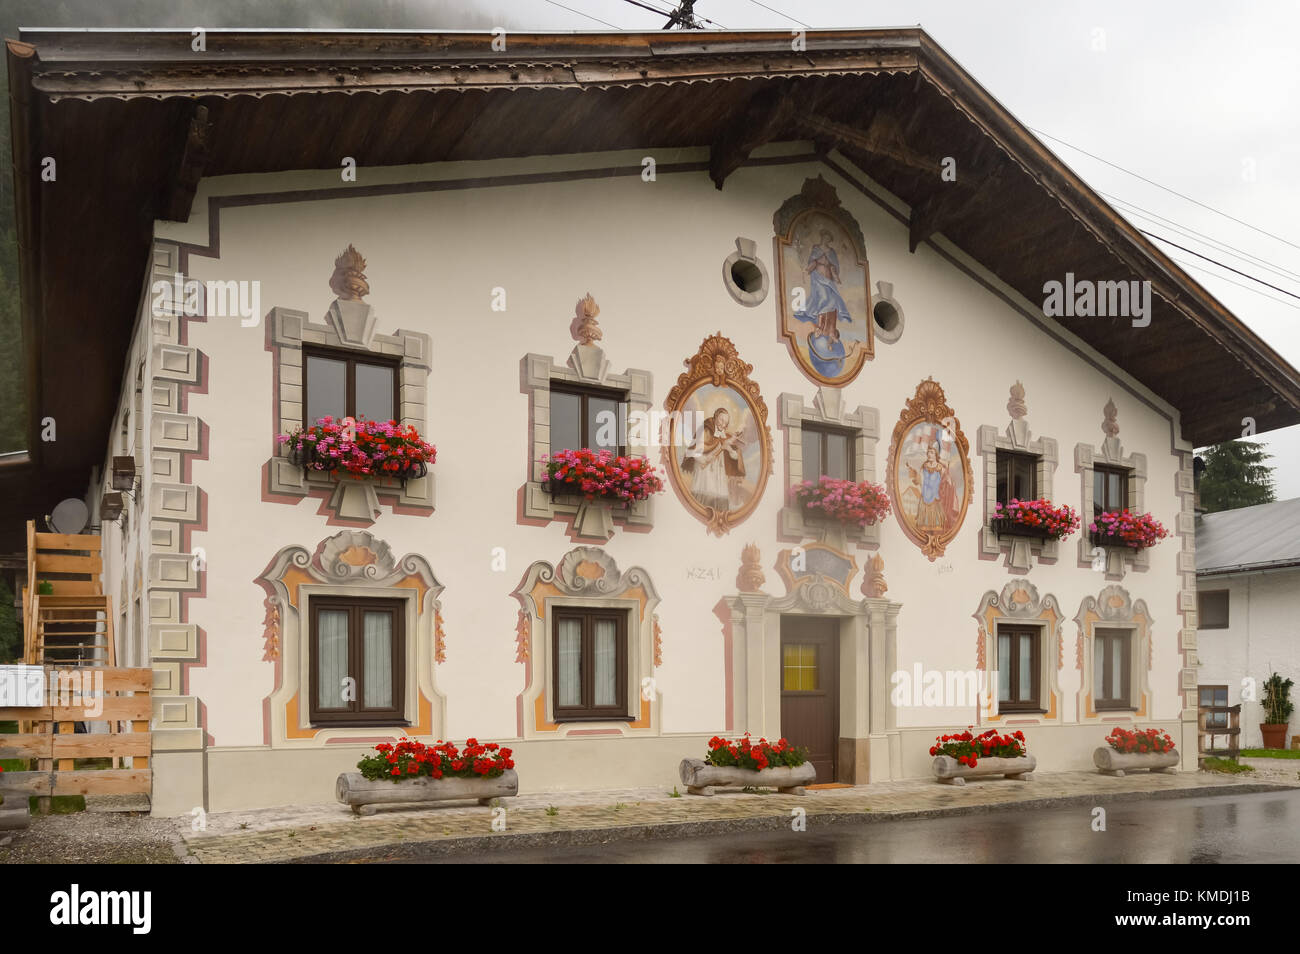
[177,769,1298,863]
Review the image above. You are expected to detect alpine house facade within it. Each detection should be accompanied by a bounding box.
[4,28,1300,814]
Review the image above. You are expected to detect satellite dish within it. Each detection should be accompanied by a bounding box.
[48,498,90,535]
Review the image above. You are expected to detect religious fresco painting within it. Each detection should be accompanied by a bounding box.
[773,176,873,386]
[886,378,973,561]
[664,334,772,536]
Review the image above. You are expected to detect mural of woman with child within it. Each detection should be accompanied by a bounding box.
[888,378,972,560]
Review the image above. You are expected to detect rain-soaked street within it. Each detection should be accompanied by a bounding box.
[403,789,1300,864]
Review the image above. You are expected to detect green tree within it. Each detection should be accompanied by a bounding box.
[0,576,20,663]
[1197,440,1277,513]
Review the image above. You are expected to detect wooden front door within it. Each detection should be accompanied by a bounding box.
[780,616,839,783]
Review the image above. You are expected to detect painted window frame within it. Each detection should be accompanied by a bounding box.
[778,388,880,548]
[550,606,631,722]
[977,408,1059,572]
[1075,426,1148,578]
[1074,584,1152,723]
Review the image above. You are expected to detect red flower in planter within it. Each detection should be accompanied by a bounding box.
[792,477,891,529]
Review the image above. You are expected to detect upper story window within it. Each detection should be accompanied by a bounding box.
[309,595,405,726]
[552,606,629,722]
[801,424,856,481]
[549,382,628,456]
[1093,627,1132,710]
[1199,590,1229,629]
[303,345,400,426]
[995,450,1037,506]
[997,624,1041,712]
[1093,465,1128,517]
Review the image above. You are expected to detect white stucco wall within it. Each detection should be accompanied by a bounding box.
[111,143,1193,809]
[1195,568,1300,748]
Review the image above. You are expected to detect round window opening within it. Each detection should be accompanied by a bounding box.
[730,259,764,295]
[873,299,901,334]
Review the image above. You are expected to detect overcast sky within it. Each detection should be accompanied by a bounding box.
[502,0,1300,499]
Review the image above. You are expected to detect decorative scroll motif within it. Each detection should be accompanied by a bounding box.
[1073,583,1154,721]
[329,244,369,301]
[972,579,1066,722]
[316,530,397,580]
[663,334,772,536]
[1102,398,1120,439]
[862,553,887,599]
[736,543,766,592]
[574,293,603,346]
[653,615,663,667]
[1007,380,1027,420]
[773,176,873,386]
[261,599,281,662]
[434,608,447,665]
[514,610,530,664]
[557,546,624,593]
[776,543,858,597]
[886,378,973,561]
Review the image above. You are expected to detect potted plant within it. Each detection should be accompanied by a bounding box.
[335,737,517,816]
[930,728,1035,785]
[792,476,891,529]
[1089,509,1169,550]
[279,416,436,487]
[1260,672,1294,750]
[1093,726,1178,776]
[540,448,664,505]
[991,498,1079,541]
[36,580,54,595]
[679,734,815,795]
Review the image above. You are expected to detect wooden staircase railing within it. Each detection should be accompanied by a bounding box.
[23,520,115,668]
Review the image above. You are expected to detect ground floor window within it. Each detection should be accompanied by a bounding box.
[997,624,1041,712]
[1093,627,1132,710]
[552,607,628,721]
[309,596,405,725]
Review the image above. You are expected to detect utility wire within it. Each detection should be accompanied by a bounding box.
[1144,231,1300,303]
[542,0,622,29]
[1031,126,1300,254]
[742,0,812,29]
[1170,257,1300,312]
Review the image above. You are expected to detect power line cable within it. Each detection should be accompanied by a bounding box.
[1031,126,1300,254]
[1169,257,1300,312]
[1143,231,1300,303]
[742,0,811,29]
[541,0,622,29]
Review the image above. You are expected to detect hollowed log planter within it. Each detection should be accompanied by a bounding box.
[932,753,1036,785]
[335,770,518,816]
[1093,748,1178,777]
[679,758,816,796]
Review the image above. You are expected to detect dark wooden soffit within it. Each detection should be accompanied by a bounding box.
[3,27,1298,551]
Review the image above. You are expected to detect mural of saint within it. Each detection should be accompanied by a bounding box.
[912,441,959,531]
[681,407,747,513]
[794,229,856,378]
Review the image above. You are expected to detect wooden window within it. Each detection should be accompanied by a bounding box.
[996,625,1041,712]
[995,451,1037,506]
[549,383,628,456]
[303,345,400,427]
[1093,627,1132,710]
[1199,590,1229,629]
[1093,465,1129,517]
[309,596,405,725]
[801,424,856,482]
[552,608,629,721]
[1199,686,1230,729]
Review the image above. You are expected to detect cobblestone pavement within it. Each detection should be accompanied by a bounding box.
[177,769,1297,863]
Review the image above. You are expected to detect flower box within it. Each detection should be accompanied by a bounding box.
[792,477,890,529]
[1089,510,1168,550]
[335,770,519,816]
[990,499,1078,541]
[678,758,816,796]
[280,416,436,488]
[1092,748,1178,777]
[932,753,1037,785]
[540,448,664,505]
[990,517,1055,540]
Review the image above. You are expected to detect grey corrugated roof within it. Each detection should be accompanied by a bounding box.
[1196,497,1300,574]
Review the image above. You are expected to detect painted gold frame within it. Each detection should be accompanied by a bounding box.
[886,377,973,561]
[664,334,772,536]
[773,176,874,387]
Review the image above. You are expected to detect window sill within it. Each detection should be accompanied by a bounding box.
[998,707,1047,715]
[553,713,637,724]
[1094,706,1139,713]
[310,720,412,729]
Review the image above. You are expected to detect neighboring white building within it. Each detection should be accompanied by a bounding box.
[1195,498,1300,751]
[4,28,1300,816]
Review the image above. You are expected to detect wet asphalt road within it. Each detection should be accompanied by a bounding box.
[399,789,1300,863]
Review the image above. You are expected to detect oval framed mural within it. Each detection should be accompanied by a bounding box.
[886,378,972,561]
[664,334,772,536]
[773,176,873,387]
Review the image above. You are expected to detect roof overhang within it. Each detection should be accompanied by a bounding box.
[5,27,1300,549]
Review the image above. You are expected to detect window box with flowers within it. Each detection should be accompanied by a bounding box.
[792,477,890,531]
[335,737,517,815]
[1092,727,1179,776]
[990,498,1079,542]
[540,448,665,508]
[1089,510,1169,551]
[930,728,1035,785]
[679,734,815,795]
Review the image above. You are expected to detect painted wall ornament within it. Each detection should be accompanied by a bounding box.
[573,292,603,346]
[664,334,772,536]
[329,244,369,301]
[773,176,873,386]
[887,378,973,561]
